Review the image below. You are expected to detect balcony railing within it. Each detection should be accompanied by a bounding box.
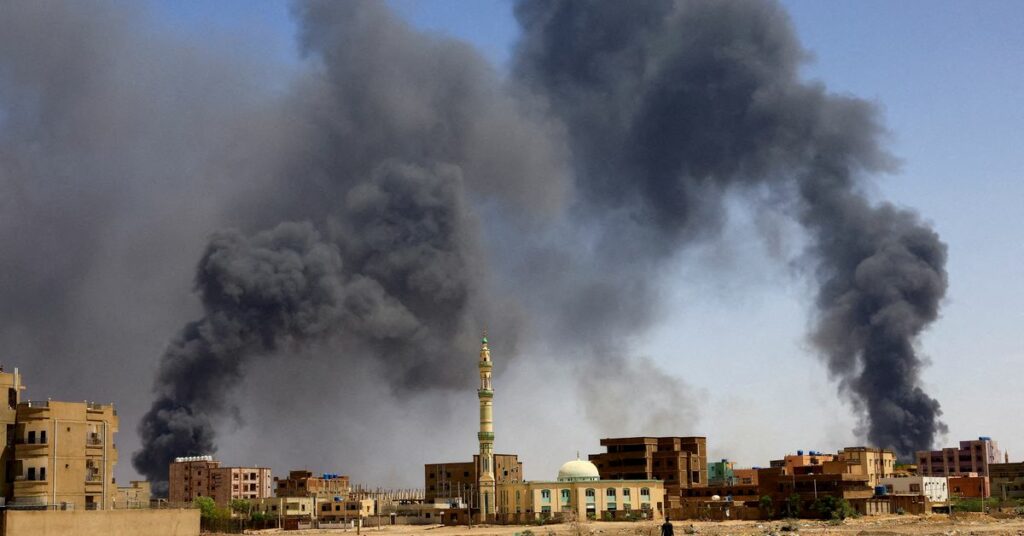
[22,400,49,409]
[87,434,103,446]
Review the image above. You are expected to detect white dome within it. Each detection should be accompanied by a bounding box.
[557,459,601,482]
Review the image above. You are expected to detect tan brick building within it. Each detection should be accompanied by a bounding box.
[837,446,896,488]
[916,437,1003,477]
[0,367,25,504]
[11,399,119,510]
[589,437,707,509]
[424,453,523,503]
[275,470,349,499]
[168,456,271,506]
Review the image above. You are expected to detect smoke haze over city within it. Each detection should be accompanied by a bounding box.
[1,0,1021,492]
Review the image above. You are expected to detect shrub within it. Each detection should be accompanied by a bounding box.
[602,511,614,521]
[812,496,855,521]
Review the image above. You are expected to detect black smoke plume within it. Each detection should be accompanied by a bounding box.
[0,0,951,492]
[512,0,947,458]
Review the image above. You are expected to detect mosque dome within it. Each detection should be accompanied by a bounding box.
[557,459,601,482]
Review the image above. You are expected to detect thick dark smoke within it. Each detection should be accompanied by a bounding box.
[1,0,950,493]
[513,0,947,458]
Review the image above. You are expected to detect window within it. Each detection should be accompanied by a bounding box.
[541,489,551,500]
[40,430,46,444]
[561,489,570,502]
[606,488,616,497]
[464,471,470,477]
[39,467,46,481]
[691,471,700,483]
[27,431,35,444]
[7,388,15,409]
[640,488,650,497]
[623,488,630,497]
[585,489,595,498]
[27,467,36,480]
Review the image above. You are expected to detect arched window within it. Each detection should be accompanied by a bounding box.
[640,488,650,498]
[560,489,570,503]
[541,489,551,500]
[585,489,596,498]
[606,488,616,497]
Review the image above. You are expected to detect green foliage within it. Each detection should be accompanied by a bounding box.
[785,494,801,517]
[952,497,1000,513]
[229,499,252,513]
[250,511,273,523]
[811,496,855,521]
[601,511,614,521]
[193,496,218,519]
[586,512,596,521]
[519,530,535,536]
[759,495,774,514]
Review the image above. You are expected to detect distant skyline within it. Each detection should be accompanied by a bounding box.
[4,1,1021,486]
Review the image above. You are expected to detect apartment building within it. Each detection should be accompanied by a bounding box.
[0,367,25,503]
[168,456,272,506]
[275,470,349,499]
[589,437,708,510]
[424,453,523,503]
[838,447,896,488]
[916,437,1003,477]
[11,399,119,510]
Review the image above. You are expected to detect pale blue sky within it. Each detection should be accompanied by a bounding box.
[146,0,1024,471]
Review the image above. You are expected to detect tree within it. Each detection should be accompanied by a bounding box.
[230,499,252,515]
[759,495,774,517]
[193,496,219,520]
[812,496,855,521]
[785,493,801,518]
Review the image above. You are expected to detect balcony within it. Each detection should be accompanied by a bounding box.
[22,400,49,409]
[86,434,103,447]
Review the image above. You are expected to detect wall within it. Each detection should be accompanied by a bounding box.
[1,509,198,536]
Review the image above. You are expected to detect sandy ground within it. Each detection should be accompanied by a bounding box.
[231,514,1024,536]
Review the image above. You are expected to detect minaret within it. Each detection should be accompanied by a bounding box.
[477,332,496,520]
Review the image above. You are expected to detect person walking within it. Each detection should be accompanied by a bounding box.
[661,517,674,536]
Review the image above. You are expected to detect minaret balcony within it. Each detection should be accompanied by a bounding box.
[478,361,492,369]
[477,389,493,398]
[478,431,495,441]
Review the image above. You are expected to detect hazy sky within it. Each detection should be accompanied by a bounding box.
[9,1,1022,485]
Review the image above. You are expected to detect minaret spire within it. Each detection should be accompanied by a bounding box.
[477,331,496,521]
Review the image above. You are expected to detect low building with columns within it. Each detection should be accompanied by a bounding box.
[495,458,665,523]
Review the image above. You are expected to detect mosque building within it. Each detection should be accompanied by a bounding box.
[423,333,666,523]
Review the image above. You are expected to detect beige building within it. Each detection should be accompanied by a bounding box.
[496,459,665,523]
[11,399,118,510]
[168,456,272,506]
[837,447,896,488]
[275,470,349,499]
[114,480,152,509]
[0,367,26,504]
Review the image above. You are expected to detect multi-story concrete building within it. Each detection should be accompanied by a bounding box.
[838,447,896,488]
[589,436,707,510]
[424,454,523,503]
[168,456,271,506]
[949,474,989,498]
[0,367,25,504]
[275,470,349,499]
[916,437,1003,477]
[990,462,1024,500]
[496,458,665,523]
[115,480,152,509]
[11,399,118,510]
[879,476,948,503]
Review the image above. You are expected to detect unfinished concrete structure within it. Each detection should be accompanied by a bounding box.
[589,436,707,509]
[990,462,1024,500]
[114,481,151,509]
[275,470,349,499]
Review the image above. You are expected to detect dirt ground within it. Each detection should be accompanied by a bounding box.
[232,514,1024,536]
